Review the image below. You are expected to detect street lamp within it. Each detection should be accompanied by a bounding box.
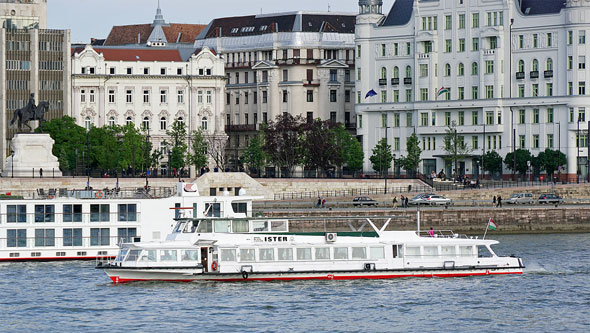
[144,126,150,189]
[86,129,90,190]
[11,150,15,178]
[392,153,397,179]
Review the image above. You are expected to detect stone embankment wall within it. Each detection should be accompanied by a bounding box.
[265,207,590,234]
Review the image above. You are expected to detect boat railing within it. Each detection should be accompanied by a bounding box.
[0,186,176,200]
[417,230,472,239]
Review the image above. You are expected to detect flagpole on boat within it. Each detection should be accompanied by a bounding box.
[483,218,489,240]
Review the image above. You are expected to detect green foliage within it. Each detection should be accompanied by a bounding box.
[399,133,421,176]
[241,131,266,175]
[504,149,532,175]
[263,114,304,176]
[166,120,188,170]
[443,121,472,174]
[35,116,86,172]
[332,124,363,172]
[188,129,209,172]
[482,150,503,174]
[301,119,343,171]
[369,138,392,174]
[536,149,567,176]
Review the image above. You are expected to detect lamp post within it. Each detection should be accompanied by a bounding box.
[392,153,397,179]
[577,116,580,184]
[383,125,391,194]
[557,121,561,182]
[86,129,90,190]
[482,123,486,180]
[144,126,150,189]
[11,150,14,178]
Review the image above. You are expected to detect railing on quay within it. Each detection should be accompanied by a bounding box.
[273,185,432,201]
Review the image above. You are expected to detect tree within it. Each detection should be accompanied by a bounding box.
[443,121,472,176]
[89,125,121,172]
[241,131,266,176]
[331,124,363,174]
[369,138,392,174]
[206,135,228,171]
[504,149,532,177]
[188,129,209,173]
[118,124,147,175]
[35,116,86,172]
[482,151,503,175]
[536,148,567,178]
[166,120,188,172]
[301,119,343,174]
[399,133,421,177]
[263,114,304,177]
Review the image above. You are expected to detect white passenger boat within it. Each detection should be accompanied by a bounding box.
[99,216,525,283]
[0,183,257,261]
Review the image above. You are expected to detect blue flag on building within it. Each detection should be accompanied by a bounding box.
[365,89,378,99]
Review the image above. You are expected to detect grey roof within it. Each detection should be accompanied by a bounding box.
[381,0,413,27]
[519,0,566,16]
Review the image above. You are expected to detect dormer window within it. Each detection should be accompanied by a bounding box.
[259,25,267,31]
[231,28,239,33]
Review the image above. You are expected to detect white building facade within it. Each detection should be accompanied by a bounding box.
[356,0,590,181]
[195,11,357,172]
[71,45,226,175]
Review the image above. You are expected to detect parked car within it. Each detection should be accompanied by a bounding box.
[538,193,563,205]
[353,197,378,207]
[506,193,535,205]
[408,194,452,206]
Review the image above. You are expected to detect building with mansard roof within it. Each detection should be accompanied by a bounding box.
[355,0,590,181]
[195,11,357,174]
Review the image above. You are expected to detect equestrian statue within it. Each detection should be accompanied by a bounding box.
[10,93,50,131]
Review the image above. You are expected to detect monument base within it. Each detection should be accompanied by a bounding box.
[2,134,63,178]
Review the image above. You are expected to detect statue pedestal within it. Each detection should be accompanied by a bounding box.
[2,134,63,177]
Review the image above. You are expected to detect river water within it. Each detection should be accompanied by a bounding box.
[0,233,588,332]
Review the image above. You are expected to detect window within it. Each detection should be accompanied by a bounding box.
[458,14,465,29]
[142,117,150,130]
[519,109,526,124]
[406,113,413,127]
[532,84,538,97]
[579,108,586,122]
[307,90,314,102]
[177,90,184,104]
[206,90,212,104]
[472,13,479,28]
[35,205,55,223]
[7,205,26,223]
[334,247,349,260]
[445,112,451,126]
[472,86,478,99]
[546,83,553,96]
[547,134,554,148]
[458,38,465,52]
[420,113,428,126]
[533,34,538,48]
[533,135,540,149]
[283,90,288,103]
[406,89,412,102]
[126,67,132,75]
[160,117,167,130]
[458,63,464,76]
[262,91,268,103]
[472,62,478,75]
[394,137,400,150]
[518,85,525,98]
[381,44,386,56]
[420,64,428,77]
[472,111,479,125]
[486,111,494,125]
[533,109,540,124]
[144,67,151,75]
[7,229,26,247]
[108,117,115,126]
[63,204,82,222]
[85,117,91,131]
[420,88,429,101]
[108,90,115,103]
[297,248,312,260]
[126,90,132,103]
[445,15,452,30]
[472,136,479,150]
[35,229,55,247]
[126,117,133,125]
[90,204,109,222]
[519,135,526,148]
[445,63,451,76]
[547,58,553,71]
[315,248,330,260]
[394,113,400,127]
[63,228,83,246]
[445,39,452,53]
[485,60,494,74]
[472,37,479,51]
[568,56,573,70]
[117,228,137,243]
[547,33,553,47]
[330,90,337,103]
[580,56,586,69]
[352,247,367,259]
[547,108,554,123]
[80,89,86,103]
[90,228,110,246]
[160,90,167,103]
[580,82,586,95]
[580,30,586,44]
[458,87,464,100]
[160,67,167,75]
[201,117,208,130]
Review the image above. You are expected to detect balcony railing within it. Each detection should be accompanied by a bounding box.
[483,49,495,56]
[418,53,430,59]
[516,72,525,80]
[544,70,553,78]
[530,71,539,79]
[391,78,400,85]
[404,77,412,85]
[225,124,257,132]
[378,79,387,86]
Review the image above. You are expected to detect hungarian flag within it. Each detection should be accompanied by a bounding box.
[488,218,498,231]
[437,87,449,97]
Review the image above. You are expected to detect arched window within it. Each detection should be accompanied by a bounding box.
[405,66,412,78]
[84,117,91,131]
[393,66,399,78]
[532,59,539,71]
[108,116,115,127]
[201,117,208,130]
[380,67,387,80]
[518,60,525,72]
[471,62,478,75]
[177,117,184,125]
[126,116,133,125]
[142,117,150,130]
[445,63,451,76]
[458,63,464,76]
[160,117,167,130]
[546,58,553,71]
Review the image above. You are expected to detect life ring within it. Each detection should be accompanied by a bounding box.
[48,195,55,199]
[211,261,218,271]
[95,191,104,199]
[241,271,248,280]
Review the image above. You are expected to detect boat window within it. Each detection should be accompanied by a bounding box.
[232,220,249,233]
[252,220,269,232]
[196,220,213,233]
[140,250,157,262]
[352,247,367,259]
[220,249,237,261]
[239,249,255,262]
[442,246,456,257]
[231,202,248,214]
[214,220,231,233]
[477,245,493,258]
[405,246,420,257]
[278,248,293,261]
[160,250,178,261]
[424,246,438,257]
[370,247,385,260]
[205,203,221,217]
[115,248,129,262]
[173,221,186,233]
[181,250,199,261]
[460,246,474,257]
[334,247,348,260]
[271,220,288,232]
[184,220,199,233]
[315,248,330,260]
[125,249,141,262]
[392,245,403,258]
[296,248,312,260]
[259,248,274,261]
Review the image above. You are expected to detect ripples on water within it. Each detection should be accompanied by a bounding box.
[0,234,589,332]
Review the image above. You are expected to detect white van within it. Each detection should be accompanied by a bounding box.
[506,193,534,204]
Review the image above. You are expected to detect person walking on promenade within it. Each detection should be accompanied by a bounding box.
[400,195,405,208]
[405,196,409,207]
[321,198,326,208]
[496,195,502,208]
[317,197,321,209]
[393,196,398,208]
[493,195,497,207]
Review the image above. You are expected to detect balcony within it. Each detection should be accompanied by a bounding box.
[391,78,400,85]
[483,49,495,56]
[225,124,257,132]
[378,79,387,86]
[530,71,539,79]
[404,77,412,85]
[418,53,430,60]
[544,70,553,78]
[516,72,525,80]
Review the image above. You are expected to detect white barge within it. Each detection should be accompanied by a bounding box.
[99,216,525,283]
[0,183,257,261]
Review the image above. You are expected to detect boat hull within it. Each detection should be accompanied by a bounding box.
[103,267,524,284]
